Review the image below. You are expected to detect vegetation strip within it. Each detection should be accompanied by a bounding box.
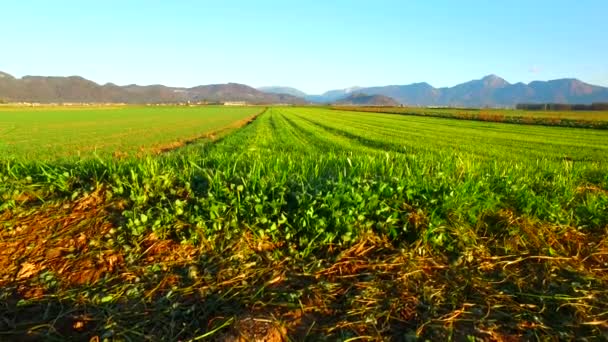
[333,106,608,129]
[153,110,264,154]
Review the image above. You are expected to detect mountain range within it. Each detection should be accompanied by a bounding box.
[263,75,608,107]
[1,70,608,107]
[257,86,307,98]
[335,93,400,106]
[0,71,305,104]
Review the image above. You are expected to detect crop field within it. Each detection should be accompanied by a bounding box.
[334,106,608,129]
[1,107,608,340]
[0,106,262,159]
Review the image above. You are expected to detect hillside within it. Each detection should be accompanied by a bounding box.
[334,93,400,106]
[3,70,608,107]
[306,75,608,107]
[257,86,307,98]
[0,72,306,104]
[304,86,362,103]
[356,75,608,107]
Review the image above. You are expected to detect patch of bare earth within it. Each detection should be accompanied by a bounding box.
[576,184,608,195]
[1,189,122,290]
[218,317,287,342]
[0,187,202,294]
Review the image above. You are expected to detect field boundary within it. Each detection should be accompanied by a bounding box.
[147,107,266,154]
[331,106,608,129]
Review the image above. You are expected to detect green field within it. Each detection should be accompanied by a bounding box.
[1,107,607,340]
[0,105,261,159]
[334,105,608,128]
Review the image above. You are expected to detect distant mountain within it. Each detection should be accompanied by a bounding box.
[3,70,607,107]
[0,71,15,79]
[0,71,307,104]
[259,85,368,103]
[305,86,363,103]
[335,93,400,106]
[318,75,608,107]
[258,86,307,98]
[187,83,305,103]
[434,75,511,107]
[359,83,440,106]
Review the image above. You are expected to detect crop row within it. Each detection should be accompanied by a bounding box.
[334,105,608,129]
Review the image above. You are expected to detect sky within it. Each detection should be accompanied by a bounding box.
[1,0,607,94]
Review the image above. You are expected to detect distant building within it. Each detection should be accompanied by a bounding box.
[223,101,247,106]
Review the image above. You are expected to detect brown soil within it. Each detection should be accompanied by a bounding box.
[0,187,203,293]
[0,187,121,289]
[219,316,287,342]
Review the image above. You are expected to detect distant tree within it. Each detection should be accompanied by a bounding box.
[550,103,572,111]
[516,103,607,111]
[516,103,545,110]
[592,103,608,110]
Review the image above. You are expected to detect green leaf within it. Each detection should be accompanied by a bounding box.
[101,295,114,303]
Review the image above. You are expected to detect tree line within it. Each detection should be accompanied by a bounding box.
[516,103,608,111]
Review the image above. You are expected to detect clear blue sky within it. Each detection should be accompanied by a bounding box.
[1,0,607,94]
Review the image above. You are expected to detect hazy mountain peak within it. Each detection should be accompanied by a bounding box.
[321,86,361,97]
[409,82,434,88]
[343,86,362,93]
[258,86,308,97]
[335,93,400,106]
[0,71,15,79]
[481,74,509,87]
